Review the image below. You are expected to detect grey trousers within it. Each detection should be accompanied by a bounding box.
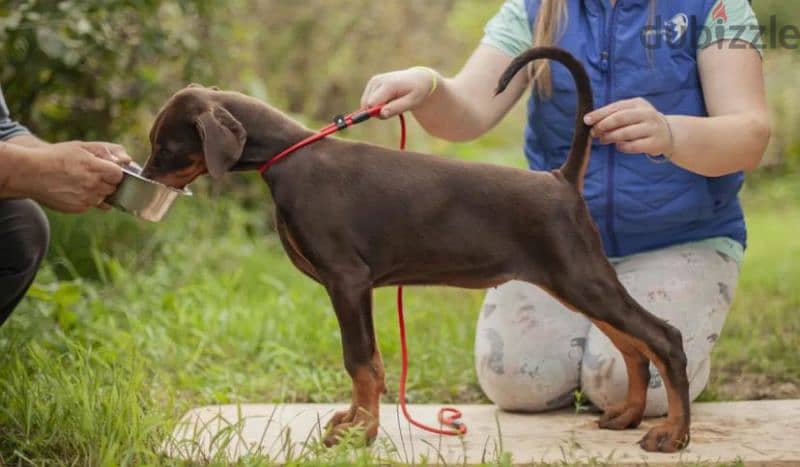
[475,241,739,416]
[0,199,49,327]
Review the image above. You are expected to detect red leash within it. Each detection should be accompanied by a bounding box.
[397,286,467,436]
[259,105,467,437]
[259,106,384,173]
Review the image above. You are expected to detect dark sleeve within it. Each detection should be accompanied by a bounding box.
[0,86,31,141]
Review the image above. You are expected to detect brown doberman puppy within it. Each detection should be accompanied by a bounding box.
[142,47,690,452]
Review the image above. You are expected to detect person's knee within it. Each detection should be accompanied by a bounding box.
[475,327,584,412]
[476,344,581,411]
[475,281,589,412]
[0,200,50,325]
[582,329,712,417]
[3,200,50,276]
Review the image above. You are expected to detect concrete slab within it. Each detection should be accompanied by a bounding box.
[165,400,800,465]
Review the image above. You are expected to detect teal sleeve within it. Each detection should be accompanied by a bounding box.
[480,0,532,58]
[610,237,743,265]
[694,237,744,264]
[699,0,763,55]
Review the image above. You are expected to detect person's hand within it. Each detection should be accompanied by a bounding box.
[584,97,675,157]
[25,141,126,213]
[360,67,437,119]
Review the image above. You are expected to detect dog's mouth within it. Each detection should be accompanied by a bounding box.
[147,170,204,190]
[142,158,208,190]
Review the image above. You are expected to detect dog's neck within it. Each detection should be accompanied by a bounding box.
[223,95,316,175]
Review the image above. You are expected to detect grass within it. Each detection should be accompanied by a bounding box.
[699,179,800,401]
[0,190,487,465]
[0,153,798,465]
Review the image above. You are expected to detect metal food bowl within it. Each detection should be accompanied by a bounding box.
[105,162,192,222]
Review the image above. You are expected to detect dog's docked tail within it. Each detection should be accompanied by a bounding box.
[495,47,594,191]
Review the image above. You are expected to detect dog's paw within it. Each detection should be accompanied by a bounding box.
[326,408,355,430]
[597,403,644,430]
[323,407,378,447]
[638,422,690,453]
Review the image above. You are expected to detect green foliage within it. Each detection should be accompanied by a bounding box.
[758,52,800,175]
[0,0,504,149]
[0,0,218,149]
[752,0,800,36]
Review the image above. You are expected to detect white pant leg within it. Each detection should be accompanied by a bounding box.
[581,243,739,416]
[475,280,592,412]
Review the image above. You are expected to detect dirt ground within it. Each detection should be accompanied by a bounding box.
[710,371,800,401]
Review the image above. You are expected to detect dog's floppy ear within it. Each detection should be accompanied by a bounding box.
[194,106,246,178]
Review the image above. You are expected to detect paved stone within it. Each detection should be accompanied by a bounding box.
[165,400,800,465]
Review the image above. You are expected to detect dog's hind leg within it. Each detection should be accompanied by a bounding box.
[321,270,385,447]
[590,320,650,430]
[537,255,690,453]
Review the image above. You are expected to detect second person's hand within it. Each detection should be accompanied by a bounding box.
[360,67,437,119]
[584,97,675,157]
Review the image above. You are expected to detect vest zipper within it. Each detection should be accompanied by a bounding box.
[603,3,621,257]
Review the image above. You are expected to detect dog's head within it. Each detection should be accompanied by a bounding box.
[142,84,247,188]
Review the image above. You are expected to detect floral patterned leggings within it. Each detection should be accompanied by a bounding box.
[474,242,739,416]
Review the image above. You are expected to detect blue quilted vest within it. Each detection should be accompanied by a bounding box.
[523,0,746,257]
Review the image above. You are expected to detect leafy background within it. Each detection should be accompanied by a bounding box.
[0,1,798,464]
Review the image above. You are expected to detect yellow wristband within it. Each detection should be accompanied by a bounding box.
[411,66,439,97]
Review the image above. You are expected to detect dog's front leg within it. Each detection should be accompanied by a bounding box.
[322,276,385,447]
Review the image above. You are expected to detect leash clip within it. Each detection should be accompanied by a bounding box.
[333,114,348,130]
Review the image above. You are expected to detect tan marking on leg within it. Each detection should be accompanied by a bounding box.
[324,350,385,447]
[592,320,649,429]
[538,286,690,452]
